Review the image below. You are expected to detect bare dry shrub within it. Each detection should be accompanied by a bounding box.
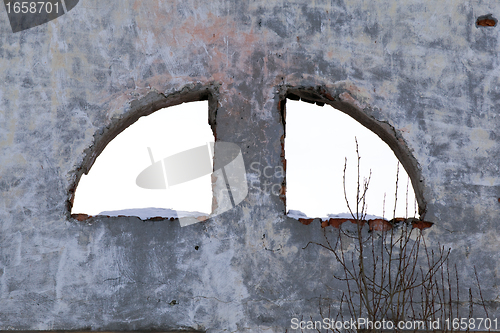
[302,139,488,332]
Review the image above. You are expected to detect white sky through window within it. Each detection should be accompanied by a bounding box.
[285,100,417,219]
[72,100,418,220]
[71,101,214,216]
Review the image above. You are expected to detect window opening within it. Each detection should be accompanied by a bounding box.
[285,99,418,220]
[71,101,214,220]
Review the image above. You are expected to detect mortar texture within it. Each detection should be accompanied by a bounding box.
[1,0,500,332]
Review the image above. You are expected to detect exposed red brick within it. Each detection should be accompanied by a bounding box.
[412,220,434,230]
[299,218,315,225]
[147,216,165,221]
[369,219,393,231]
[71,213,91,221]
[477,18,496,26]
[297,215,434,231]
[328,218,348,228]
[348,218,364,226]
[279,184,286,196]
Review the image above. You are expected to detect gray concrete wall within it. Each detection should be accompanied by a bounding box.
[1,0,500,331]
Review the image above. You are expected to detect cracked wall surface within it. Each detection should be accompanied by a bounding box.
[1,0,500,332]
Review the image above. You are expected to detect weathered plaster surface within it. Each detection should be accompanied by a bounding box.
[1,0,500,331]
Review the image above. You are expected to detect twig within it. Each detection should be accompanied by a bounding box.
[474,265,489,318]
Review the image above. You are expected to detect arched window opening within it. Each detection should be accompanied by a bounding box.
[285,99,419,220]
[71,101,215,220]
